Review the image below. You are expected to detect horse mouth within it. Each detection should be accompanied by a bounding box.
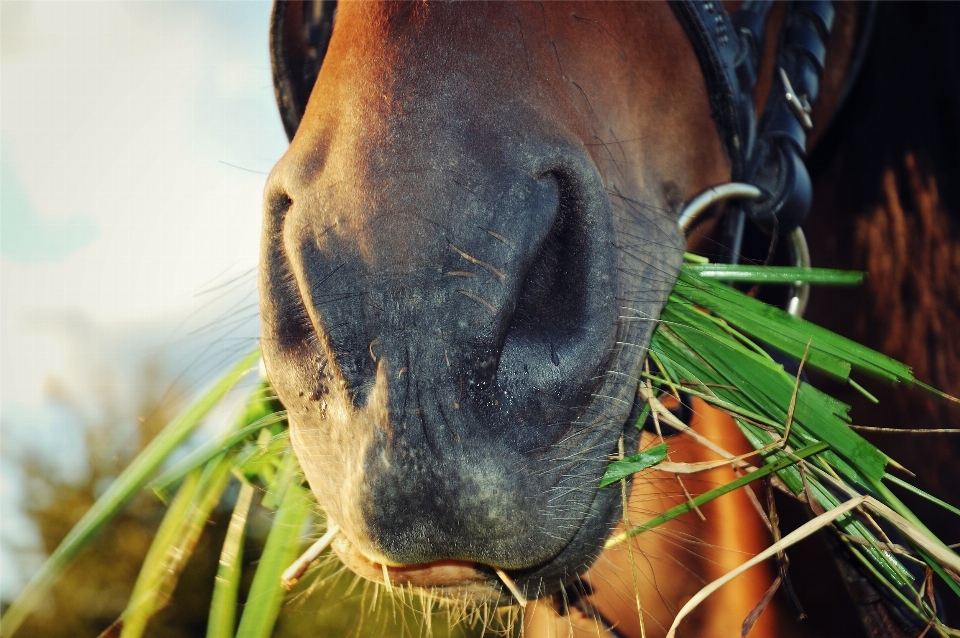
[321,408,628,607]
[331,534,511,604]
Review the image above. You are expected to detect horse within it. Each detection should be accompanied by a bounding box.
[260,2,960,636]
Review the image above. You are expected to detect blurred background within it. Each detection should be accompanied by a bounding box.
[1,0,280,632]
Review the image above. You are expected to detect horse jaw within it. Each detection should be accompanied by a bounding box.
[260,1,730,600]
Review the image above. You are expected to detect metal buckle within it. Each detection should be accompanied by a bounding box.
[778,68,814,130]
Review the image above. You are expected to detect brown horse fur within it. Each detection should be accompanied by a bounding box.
[856,155,960,418]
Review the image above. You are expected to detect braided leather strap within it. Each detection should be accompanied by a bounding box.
[671,0,754,181]
[744,1,835,234]
[670,0,836,236]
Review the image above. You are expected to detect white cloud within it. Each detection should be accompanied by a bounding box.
[1,0,286,324]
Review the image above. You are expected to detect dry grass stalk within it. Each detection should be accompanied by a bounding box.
[665,496,869,638]
[281,523,340,590]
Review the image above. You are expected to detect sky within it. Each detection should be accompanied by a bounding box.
[1,0,289,601]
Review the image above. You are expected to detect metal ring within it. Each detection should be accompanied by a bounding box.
[678,182,811,318]
[785,227,811,318]
[678,182,763,232]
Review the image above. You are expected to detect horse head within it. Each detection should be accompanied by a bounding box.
[260,0,861,605]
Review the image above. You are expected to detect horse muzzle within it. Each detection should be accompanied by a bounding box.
[259,128,643,597]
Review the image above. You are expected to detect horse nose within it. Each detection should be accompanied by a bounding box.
[348,158,623,567]
[264,138,620,415]
[261,137,627,569]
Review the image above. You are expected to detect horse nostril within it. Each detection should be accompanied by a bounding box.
[267,190,293,221]
[261,186,316,351]
[509,170,591,355]
[493,164,616,420]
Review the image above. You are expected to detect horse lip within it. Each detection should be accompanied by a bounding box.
[331,535,509,603]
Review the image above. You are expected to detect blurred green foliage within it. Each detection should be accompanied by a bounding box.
[3,366,489,637]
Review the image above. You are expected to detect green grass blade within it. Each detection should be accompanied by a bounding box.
[207,481,256,638]
[684,264,865,285]
[631,401,652,431]
[234,429,291,486]
[260,435,297,510]
[0,348,261,638]
[674,270,914,383]
[151,410,287,498]
[636,264,957,618]
[666,320,887,480]
[151,382,284,497]
[600,444,668,487]
[118,470,202,636]
[683,251,710,264]
[867,476,960,598]
[884,474,960,518]
[665,296,854,381]
[121,454,234,637]
[841,539,936,621]
[235,452,311,638]
[737,421,804,494]
[804,473,912,586]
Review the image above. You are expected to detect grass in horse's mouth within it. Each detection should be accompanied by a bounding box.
[2,258,959,638]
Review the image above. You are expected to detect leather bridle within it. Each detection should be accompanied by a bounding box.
[269,0,877,317]
[674,0,875,317]
[675,1,837,235]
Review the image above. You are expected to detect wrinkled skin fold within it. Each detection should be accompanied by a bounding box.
[260,1,732,601]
